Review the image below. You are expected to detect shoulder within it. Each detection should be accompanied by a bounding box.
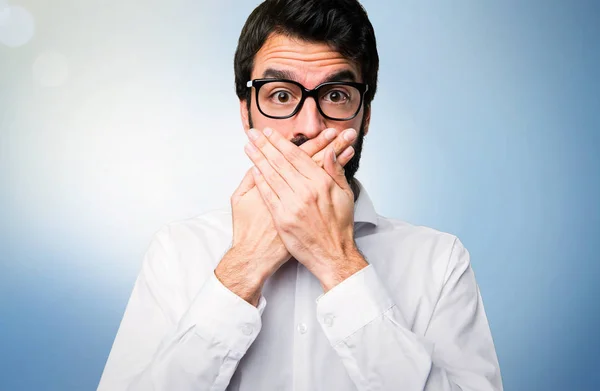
[144,207,233,272]
[368,214,461,253]
[363,215,469,280]
[158,208,232,243]
[154,208,232,244]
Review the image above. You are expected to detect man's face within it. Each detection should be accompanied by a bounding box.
[240,33,370,182]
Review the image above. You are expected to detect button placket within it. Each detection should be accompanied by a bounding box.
[292,261,313,391]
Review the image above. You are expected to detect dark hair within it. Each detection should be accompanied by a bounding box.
[234,0,379,109]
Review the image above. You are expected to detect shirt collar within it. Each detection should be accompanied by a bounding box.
[353,179,378,226]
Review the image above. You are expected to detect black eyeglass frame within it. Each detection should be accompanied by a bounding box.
[246,78,369,121]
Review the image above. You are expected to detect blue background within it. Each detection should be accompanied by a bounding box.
[1,1,599,390]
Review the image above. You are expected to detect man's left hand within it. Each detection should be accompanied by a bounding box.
[244,127,368,291]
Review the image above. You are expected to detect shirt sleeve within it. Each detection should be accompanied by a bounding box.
[97,226,266,391]
[315,238,503,391]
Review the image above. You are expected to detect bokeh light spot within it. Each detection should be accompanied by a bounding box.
[0,5,35,47]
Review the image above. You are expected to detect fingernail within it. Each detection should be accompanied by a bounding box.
[344,129,357,142]
[331,147,337,162]
[341,146,355,159]
[248,128,259,140]
[324,128,337,141]
[263,127,273,137]
[253,166,261,176]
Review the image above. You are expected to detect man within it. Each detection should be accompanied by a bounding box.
[98,0,503,390]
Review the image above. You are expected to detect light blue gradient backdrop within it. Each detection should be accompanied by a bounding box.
[1,1,598,390]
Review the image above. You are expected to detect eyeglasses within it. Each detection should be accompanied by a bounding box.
[246,79,369,121]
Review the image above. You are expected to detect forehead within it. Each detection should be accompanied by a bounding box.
[252,33,361,87]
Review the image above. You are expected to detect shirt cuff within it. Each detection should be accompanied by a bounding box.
[180,272,266,357]
[316,265,394,345]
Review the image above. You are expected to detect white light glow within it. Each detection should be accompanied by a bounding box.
[0,5,34,47]
[0,1,10,26]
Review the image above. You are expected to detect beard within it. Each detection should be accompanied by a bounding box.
[248,112,366,196]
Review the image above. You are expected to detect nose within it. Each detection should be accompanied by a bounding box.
[292,96,327,140]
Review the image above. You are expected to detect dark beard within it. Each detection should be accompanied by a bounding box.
[248,111,366,200]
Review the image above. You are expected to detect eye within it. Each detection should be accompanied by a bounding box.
[324,90,350,103]
[270,90,293,104]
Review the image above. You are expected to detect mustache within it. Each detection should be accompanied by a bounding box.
[290,134,309,147]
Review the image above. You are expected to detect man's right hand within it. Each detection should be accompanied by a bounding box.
[214,128,358,306]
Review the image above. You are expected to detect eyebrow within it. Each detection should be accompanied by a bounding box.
[262,68,297,80]
[261,68,358,84]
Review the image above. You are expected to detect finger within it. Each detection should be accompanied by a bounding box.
[252,166,281,216]
[323,146,351,190]
[311,128,358,168]
[299,127,339,157]
[231,167,255,205]
[260,126,324,180]
[336,145,355,167]
[245,140,294,199]
[247,128,306,190]
[338,145,355,164]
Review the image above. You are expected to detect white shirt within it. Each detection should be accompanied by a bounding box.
[98,181,503,391]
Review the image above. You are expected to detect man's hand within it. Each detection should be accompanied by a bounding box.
[215,128,357,305]
[298,127,358,168]
[244,127,368,292]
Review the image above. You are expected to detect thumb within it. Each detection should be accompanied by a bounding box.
[231,167,256,205]
[323,146,350,190]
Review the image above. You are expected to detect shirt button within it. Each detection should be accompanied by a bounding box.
[297,323,307,334]
[241,324,254,336]
[324,314,334,327]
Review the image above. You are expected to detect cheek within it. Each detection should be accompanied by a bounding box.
[249,98,269,128]
[250,101,295,138]
[332,116,363,134]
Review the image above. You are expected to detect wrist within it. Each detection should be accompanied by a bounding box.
[215,247,271,306]
[317,246,368,292]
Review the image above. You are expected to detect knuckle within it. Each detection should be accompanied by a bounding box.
[298,139,317,154]
[266,198,277,210]
[337,134,351,149]
[286,146,303,162]
[254,135,266,148]
[319,176,332,192]
[312,153,323,167]
[333,141,346,154]
[279,214,296,232]
[288,203,306,221]
[265,170,279,185]
[272,154,287,170]
[314,139,327,152]
[301,188,318,204]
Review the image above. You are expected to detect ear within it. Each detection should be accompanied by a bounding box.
[362,105,372,136]
[240,99,250,131]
